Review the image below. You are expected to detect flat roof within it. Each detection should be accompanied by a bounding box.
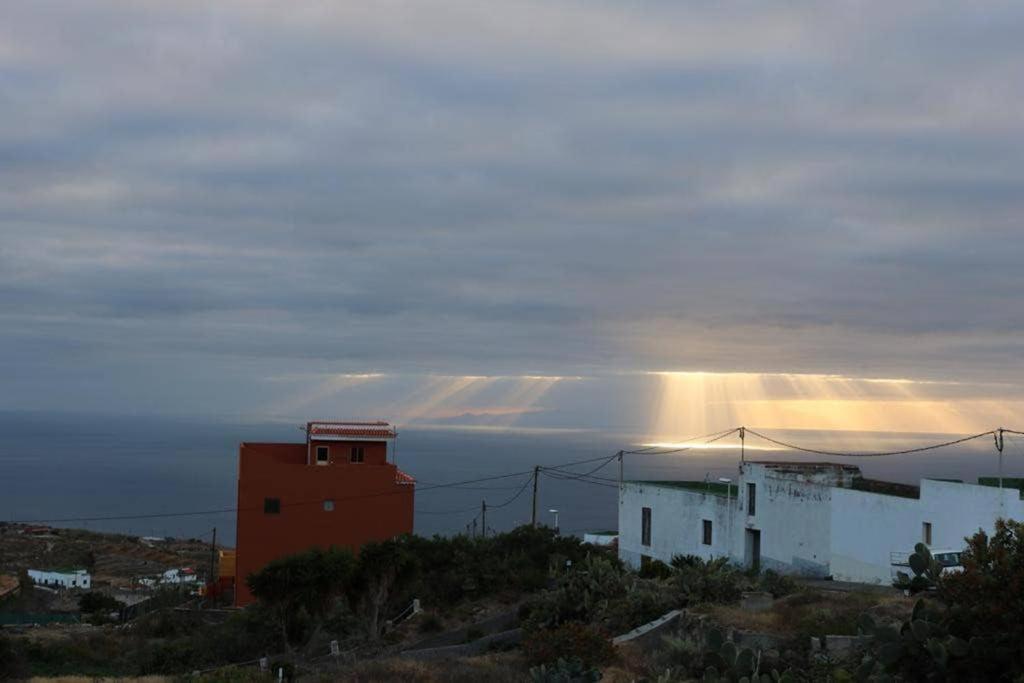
[747,461,861,473]
[627,480,739,497]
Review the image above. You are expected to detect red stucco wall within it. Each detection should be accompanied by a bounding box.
[234,440,414,606]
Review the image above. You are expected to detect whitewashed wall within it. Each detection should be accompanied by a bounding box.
[619,465,1024,585]
[736,464,836,576]
[28,569,91,589]
[618,482,733,568]
[830,480,1024,584]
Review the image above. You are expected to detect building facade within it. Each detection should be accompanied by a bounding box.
[28,568,91,590]
[234,421,414,606]
[619,462,1024,584]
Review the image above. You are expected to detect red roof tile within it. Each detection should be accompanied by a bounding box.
[308,421,397,439]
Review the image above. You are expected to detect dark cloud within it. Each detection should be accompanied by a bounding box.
[1,0,1023,417]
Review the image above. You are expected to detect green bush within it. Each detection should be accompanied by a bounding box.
[759,570,798,598]
[78,591,121,613]
[529,656,601,682]
[522,622,616,668]
[670,555,746,605]
[639,557,674,580]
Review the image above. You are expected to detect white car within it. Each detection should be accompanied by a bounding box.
[890,548,964,581]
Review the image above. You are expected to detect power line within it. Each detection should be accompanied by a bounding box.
[744,428,996,457]
[416,474,534,516]
[622,428,745,454]
[9,425,1016,525]
[488,474,535,509]
[8,469,539,524]
[541,469,619,489]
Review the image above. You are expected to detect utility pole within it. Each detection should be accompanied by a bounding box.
[995,429,1006,518]
[472,517,477,538]
[481,501,487,539]
[739,427,746,464]
[618,450,624,488]
[531,466,539,527]
[995,428,1005,490]
[209,528,217,598]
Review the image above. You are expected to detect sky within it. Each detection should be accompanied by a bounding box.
[1,1,1023,434]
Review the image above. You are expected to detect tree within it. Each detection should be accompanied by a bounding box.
[856,519,1024,681]
[348,536,420,639]
[938,519,1024,678]
[246,546,355,651]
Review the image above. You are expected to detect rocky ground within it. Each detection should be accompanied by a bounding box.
[0,523,216,588]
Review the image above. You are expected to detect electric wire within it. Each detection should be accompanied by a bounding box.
[744,428,996,457]
[9,425,1016,524]
[624,427,741,454]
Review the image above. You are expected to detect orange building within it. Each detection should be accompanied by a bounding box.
[234,421,414,606]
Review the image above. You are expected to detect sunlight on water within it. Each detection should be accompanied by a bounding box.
[648,371,1023,441]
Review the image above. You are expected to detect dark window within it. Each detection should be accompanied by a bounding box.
[747,483,756,516]
[350,446,365,463]
[702,519,713,545]
[315,446,329,463]
[641,507,652,546]
[264,497,281,514]
[923,522,932,545]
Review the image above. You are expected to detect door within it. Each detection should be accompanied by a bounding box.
[746,529,761,572]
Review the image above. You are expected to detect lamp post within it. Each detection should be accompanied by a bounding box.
[549,508,560,533]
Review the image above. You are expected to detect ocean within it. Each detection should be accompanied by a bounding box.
[0,411,1017,546]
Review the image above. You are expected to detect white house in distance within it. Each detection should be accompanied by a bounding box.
[138,567,198,588]
[618,461,1024,584]
[28,568,91,590]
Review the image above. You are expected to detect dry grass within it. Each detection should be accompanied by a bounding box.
[28,678,173,683]
[327,652,529,682]
[704,589,914,637]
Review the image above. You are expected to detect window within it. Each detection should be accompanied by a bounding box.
[315,446,329,464]
[702,519,713,545]
[641,507,652,546]
[323,500,334,512]
[922,522,932,545]
[747,483,756,516]
[350,446,365,463]
[264,497,281,514]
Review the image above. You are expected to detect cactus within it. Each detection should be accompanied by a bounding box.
[529,657,601,683]
[855,598,971,681]
[895,543,942,593]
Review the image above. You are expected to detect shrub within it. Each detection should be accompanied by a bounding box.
[417,612,444,633]
[523,555,632,631]
[759,570,798,599]
[529,657,601,682]
[79,591,122,613]
[670,555,746,605]
[523,622,616,669]
[0,634,29,680]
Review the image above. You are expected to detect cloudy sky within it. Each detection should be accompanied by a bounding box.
[2,2,1022,431]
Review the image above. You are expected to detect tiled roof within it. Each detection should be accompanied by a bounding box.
[308,421,397,439]
[396,469,416,486]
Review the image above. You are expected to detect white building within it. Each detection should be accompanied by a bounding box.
[618,462,1024,584]
[139,567,198,588]
[28,568,91,590]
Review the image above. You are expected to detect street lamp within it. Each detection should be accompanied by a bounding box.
[549,508,560,532]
